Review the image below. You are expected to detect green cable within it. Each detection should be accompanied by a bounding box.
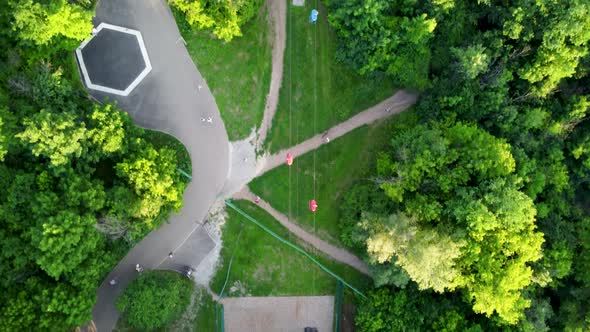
[218,223,245,299]
[225,199,366,299]
[176,168,192,180]
[215,303,219,332]
[335,281,343,332]
[215,224,244,332]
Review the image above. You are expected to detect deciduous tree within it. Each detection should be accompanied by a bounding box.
[169,0,262,42]
[358,213,464,293]
[11,0,92,51]
[328,0,436,89]
[16,110,87,168]
[116,271,193,330]
[355,287,425,332]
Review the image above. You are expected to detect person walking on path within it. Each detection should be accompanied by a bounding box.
[135,264,144,273]
[168,252,174,259]
[109,278,117,286]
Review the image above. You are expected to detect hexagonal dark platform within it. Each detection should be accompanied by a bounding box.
[76,23,152,96]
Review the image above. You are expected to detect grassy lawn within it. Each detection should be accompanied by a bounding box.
[211,200,370,297]
[173,5,272,141]
[251,110,418,246]
[264,1,397,153]
[191,287,216,332]
[142,129,192,183]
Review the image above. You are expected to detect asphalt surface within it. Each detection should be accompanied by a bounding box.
[81,28,145,90]
[88,0,229,331]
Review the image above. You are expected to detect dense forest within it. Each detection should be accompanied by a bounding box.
[0,0,188,329]
[331,0,590,330]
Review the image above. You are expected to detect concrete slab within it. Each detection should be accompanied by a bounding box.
[220,132,257,198]
[293,0,305,6]
[158,224,216,272]
[223,296,334,332]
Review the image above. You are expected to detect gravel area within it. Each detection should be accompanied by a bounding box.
[220,130,258,198]
[192,199,226,286]
[223,296,334,332]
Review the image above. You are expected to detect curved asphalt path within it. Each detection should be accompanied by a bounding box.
[88,0,229,331]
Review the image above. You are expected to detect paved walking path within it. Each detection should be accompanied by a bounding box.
[88,1,229,331]
[233,187,370,275]
[256,0,287,149]
[256,90,418,176]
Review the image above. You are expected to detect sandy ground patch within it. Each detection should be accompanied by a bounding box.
[223,296,334,332]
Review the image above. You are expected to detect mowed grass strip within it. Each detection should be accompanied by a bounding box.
[211,200,370,297]
[174,5,272,141]
[191,287,216,332]
[251,110,418,247]
[265,1,396,153]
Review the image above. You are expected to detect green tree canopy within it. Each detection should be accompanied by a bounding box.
[86,103,130,160]
[451,44,490,80]
[337,0,590,330]
[450,179,544,324]
[16,109,87,169]
[116,271,193,330]
[111,140,185,237]
[357,212,464,293]
[11,0,92,51]
[355,287,425,332]
[169,0,263,42]
[351,123,544,324]
[516,1,590,96]
[328,0,436,89]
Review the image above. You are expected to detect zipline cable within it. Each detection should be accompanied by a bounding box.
[225,199,366,298]
[312,0,319,295]
[288,0,294,285]
[218,223,245,299]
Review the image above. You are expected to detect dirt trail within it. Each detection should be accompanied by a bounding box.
[256,0,287,149]
[257,90,418,176]
[233,187,370,275]
[229,1,417,279]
